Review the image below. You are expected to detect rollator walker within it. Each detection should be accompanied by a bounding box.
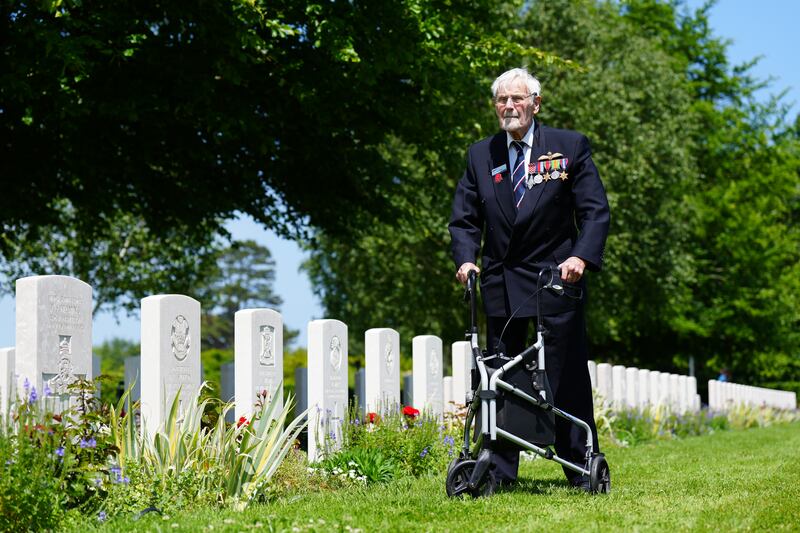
[445,268,611,497]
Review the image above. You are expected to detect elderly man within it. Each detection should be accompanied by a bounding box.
[448,68,610,490]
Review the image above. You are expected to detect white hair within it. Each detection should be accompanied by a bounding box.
[491,68,541,98]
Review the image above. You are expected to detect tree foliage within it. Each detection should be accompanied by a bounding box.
[306,0,800,388]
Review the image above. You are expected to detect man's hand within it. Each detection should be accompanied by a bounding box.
[456,262,480,285]
[558,256,586,283]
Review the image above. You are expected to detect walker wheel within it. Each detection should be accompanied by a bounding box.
[445,460,496,498]
[589,454,611,494]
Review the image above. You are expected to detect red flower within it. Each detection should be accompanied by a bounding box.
[237,416,249,428]
[402,406,420,418]
[494,173,503,183]
[367,412,379,424]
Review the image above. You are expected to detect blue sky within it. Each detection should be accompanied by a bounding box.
[0,0,797,349]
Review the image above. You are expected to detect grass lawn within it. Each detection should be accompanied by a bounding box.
[80,422,800,532]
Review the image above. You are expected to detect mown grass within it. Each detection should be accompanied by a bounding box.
[78,422,800,532]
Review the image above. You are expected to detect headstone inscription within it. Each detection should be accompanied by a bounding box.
[15,275,93,411]
[234,309,283,422]
[140,295,201,437]
[412,335,443,417]
[307,319,348,462]
[0,347,15,415]
[365,328,400,413]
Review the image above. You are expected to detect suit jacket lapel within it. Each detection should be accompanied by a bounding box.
[514,123,548,226]
[489,133,515,226]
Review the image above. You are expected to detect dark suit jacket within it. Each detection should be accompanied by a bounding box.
[449,123,610,317]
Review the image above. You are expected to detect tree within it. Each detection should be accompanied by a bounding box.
[198,239,297,350]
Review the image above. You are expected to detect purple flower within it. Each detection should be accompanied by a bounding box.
[443,435,455,446]
[43,383,51,397]
[94,478,102,485]
[55,447,65,457]
[23,378,30,394]
[419,447,429,458]
[98,511,107,522]
[28,387,38,404]
[110,466,121,476]
[328,431,336,441]
[79,437,97,449]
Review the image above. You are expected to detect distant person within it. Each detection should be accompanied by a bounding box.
[448,67,610,491]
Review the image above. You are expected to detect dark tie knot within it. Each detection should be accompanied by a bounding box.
[512,141,525,155]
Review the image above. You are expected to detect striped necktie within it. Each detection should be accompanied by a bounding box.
[512,141,526,209]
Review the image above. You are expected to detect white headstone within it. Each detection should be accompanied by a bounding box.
[307,319,348,462]
[678,375,689,413]
[0,347,15,415]
[659,372,671,407]
[294,367,308,418]
[123,356,141,408]
[365,328,400,413]
[140,294,202,437]
[587,360,598,390]
[402,373,413,407]
[234,309,283,421]
[612,365,626,410]
[443,376,454,414]
[669,374,680,410]
[637,369,650,408]
[625,367,639,408]
[451,341,473,407]
[354,368,365,413]
[221,361,235,423]
[596,363,613,406]
[412,335,443,417]
[92,354,101,398]
[15,275,92,410]
[649,370,661,406]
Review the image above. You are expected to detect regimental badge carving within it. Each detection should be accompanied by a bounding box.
[258,325,276,367]
[48,335,76,395]
[329,335,342,372]
[429,348,439,376]
[171,315,191,361]
[384,339,394,375]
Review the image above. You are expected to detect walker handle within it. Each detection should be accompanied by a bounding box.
[466,269,479,333]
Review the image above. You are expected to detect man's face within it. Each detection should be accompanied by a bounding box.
[494,80,540,137]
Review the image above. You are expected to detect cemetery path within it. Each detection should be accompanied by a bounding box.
[82,422,800,532]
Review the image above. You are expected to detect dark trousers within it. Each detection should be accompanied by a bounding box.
[486,308,599,483]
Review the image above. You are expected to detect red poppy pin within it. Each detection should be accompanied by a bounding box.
[494,173,503,183]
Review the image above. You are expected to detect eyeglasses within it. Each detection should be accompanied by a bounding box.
[493,92,537,105]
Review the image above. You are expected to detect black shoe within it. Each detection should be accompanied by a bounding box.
[497,478,517,488]
[569,475,591,493]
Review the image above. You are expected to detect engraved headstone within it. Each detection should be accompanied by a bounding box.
[669,374,680,410]
[0,347,15,415]
[659,372,671,407]
[402,373,413,407]
[140,295,201,437]
[649,370,662,406]
[123,356,141,409]
[234,309,283,422]
[596,363,613,406]
[294,367,308,419]
[587,360,598,390]
[678,375,689,413]
[637,369,650,408]
[451,341,473,408]
[221,361,235,423]
[93,354,101,398]
[612,365,626,410]
[625,367,639,408]
[307,319,348,462]
[443,376,454,414]
[412,335,443,417]
[354,368,366,413]
[365,328,400,413]
[15,275,92,411]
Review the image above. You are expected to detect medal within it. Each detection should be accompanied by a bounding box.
[551,170,560,180]
[534,174,543,184]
